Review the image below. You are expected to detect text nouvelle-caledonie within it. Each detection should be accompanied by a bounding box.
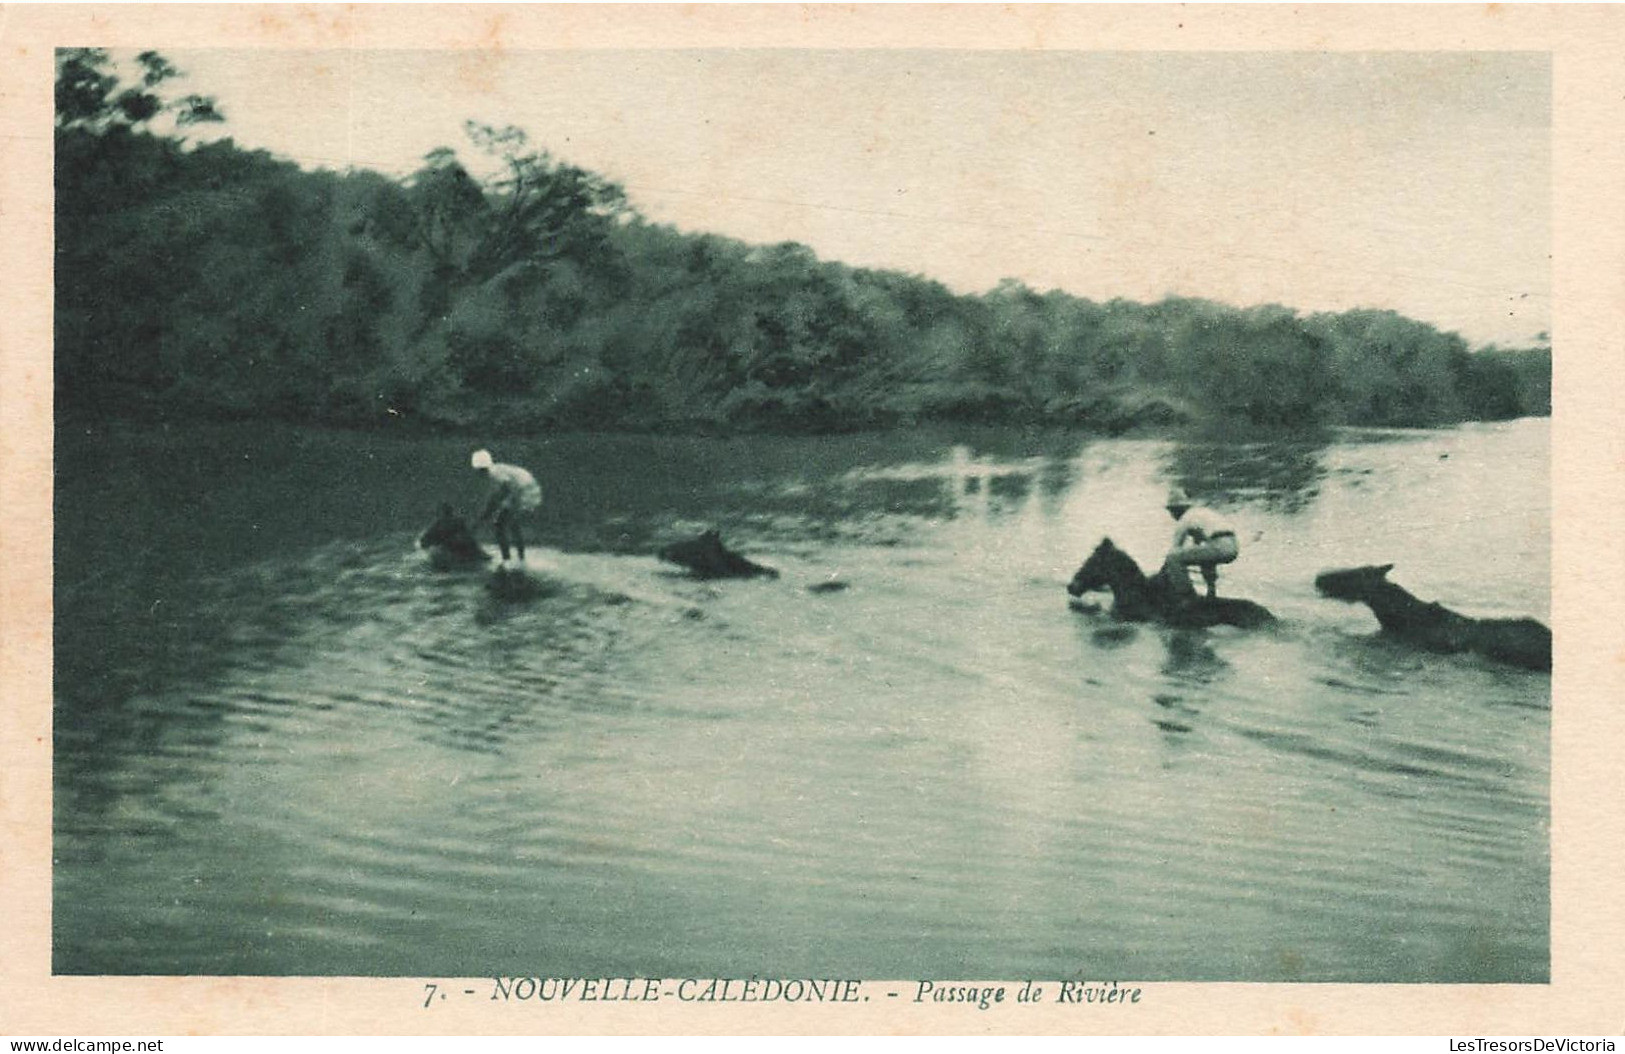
[487,977,1144,1010]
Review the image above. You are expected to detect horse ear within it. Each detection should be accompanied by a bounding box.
[1377,563,1394,577]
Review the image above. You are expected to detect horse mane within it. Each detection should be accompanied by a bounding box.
[1094,537,1142,576]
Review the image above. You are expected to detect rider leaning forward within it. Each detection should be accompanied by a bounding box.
[472,448,542,569]
[1161,486,1239,600]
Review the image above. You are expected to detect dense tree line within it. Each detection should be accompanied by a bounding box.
[55,50,1551,435]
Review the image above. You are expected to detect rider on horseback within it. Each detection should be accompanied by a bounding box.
[1162,486,1239,600]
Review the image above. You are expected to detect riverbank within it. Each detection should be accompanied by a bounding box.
[58,379,1549,446]
[57,90,1550,440]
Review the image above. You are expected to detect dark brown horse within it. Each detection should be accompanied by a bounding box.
[658,529,779,580]
[418,504,489,571]
[1067,537,1274,629]
[1314,564,1551,672]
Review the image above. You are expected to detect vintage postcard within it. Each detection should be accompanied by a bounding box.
[2,3,1622,1038]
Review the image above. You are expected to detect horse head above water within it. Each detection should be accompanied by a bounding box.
[1313,564,1397,603]
[1315,563,1551,672]
[419,504,488,571]
[1067,537,1143,599]
[658,528,779,580]
[1068,537,1273,629]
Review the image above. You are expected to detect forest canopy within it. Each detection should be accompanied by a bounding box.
[54,50,1551,434]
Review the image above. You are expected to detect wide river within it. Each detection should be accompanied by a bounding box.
[53,418,1549,980]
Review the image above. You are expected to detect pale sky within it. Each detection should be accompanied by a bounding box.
[152,49,1550,347]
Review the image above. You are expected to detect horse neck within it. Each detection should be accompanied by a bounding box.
[1101,547,1155,604]
[1356,580,1430,630]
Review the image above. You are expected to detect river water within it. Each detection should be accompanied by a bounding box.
[53,418,1549,980]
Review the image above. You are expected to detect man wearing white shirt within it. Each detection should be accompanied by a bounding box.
[1162,485,1239,600]
[472,448,542,568]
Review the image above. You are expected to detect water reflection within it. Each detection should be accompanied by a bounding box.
[1152,690,1198,737]
[985,472,1033,519]
[1035,456,1079,517]
[1160,630,1229,686]
[1145,628,1232,745]
[817,436,1090,530]
[1164,438,1329,514]
[955,427,1090,465]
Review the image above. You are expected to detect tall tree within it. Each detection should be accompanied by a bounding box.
[55,48,223,133]
[404,122,630,285]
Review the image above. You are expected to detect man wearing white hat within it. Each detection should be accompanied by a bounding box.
[1162,485,1239,600]
[471,449,542,569]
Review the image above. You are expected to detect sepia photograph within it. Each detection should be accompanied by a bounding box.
[5,3,1623,1039]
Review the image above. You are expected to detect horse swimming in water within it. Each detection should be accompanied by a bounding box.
[420,503,555,603]
[418,504,489,571]
[1314,564,1551,672]
[1067,537,1275,629]
[658,529,779,580]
